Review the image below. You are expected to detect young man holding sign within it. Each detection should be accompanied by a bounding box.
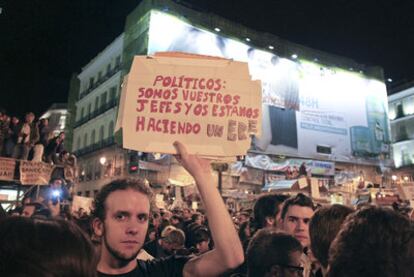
[93,141,244,276]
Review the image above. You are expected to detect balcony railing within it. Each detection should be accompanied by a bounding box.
[73,136,116,157]
[74,99,118,128]
[79,65,121,99]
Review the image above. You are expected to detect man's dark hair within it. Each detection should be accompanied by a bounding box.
[252,194,289,229]
[92,178,152,221]
[309,204,353,268]
[247,228,302,277]
[280,193,315,220]
[328,206,414,277]
[0,217,97,277]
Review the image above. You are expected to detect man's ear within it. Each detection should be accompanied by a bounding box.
[92,217,104,237]
[265,216,275,227]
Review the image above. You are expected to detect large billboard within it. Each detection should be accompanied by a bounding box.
[147,10,391,164]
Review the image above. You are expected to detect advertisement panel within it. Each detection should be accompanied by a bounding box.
[147,11,391,164]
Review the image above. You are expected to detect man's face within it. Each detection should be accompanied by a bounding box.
[282,205,314,247]
[183,209,192,220]
[25,114,34,123]
[196,240,210,254]
[94,189,150,263]
[22,205,35,217]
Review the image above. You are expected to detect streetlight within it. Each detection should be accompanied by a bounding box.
[391,175,398,187]
[99,156,107,165]
[211,162,228,195]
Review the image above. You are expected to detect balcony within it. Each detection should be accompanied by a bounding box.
[78,65,121,100]
[74,99,118,128]
[73,136,116,157]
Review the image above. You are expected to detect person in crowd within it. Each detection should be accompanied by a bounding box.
[246,228,304,277]
[3,115,20,157]
[328,206,414,277]
[44,131,65,164]
[144,225,187,258]
[237,211,250,226]
[91,141,243,276]
[182,207,193,228]
[191,226,212,255]
[38,118,52,147]
[229,193,289,277]
[12,112,40,160]
[252,193,289,231]
[0,217,97,277]
[21,202,51,218]
[309,204,354,276]
[170,214,185,230]
[280,193,315,277]
[0,112,10,156]
[191,212,204,226]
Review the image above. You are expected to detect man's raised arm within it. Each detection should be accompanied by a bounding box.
[173,141,244,277]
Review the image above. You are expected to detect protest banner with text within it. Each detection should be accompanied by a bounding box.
[20,161,54,185]
[116,53,262,157]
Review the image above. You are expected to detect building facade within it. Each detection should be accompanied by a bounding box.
[72,34,125,197]
[388,81,414,180]
[70,0,393,204]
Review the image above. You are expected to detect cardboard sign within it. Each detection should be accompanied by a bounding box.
[310,178,320,199]
[71,195,94,214]
[20,161,54,185]
[116,53,262,157]
[0,157,16,181]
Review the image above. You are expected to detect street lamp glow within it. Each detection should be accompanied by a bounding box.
[214,27,221,32]
[291,54,298,59]
[391,175,397,181]
[268,45,274,50]
[245,37,251,42]
[100,156,107,165]
[387,78,393,83]
[404,176,409,181]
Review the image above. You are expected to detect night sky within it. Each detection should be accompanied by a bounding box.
[1,0,414,118]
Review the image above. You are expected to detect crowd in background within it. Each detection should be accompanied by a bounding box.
[0,131,413,276]
[0,109,71,165]
[1,183,413,276]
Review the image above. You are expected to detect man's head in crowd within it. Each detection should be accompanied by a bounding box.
[247,228,303,277]
[280,193,315,248]
[159,225,186,255]
[92,178,152,271]
[253,193,289,229]
[21,202,51,218]
[0,217,97,277]
[191,212,204,225]
[182,208,192,221]
[309,204,353,273]
[328,206,414,277]
[25,112,35,123]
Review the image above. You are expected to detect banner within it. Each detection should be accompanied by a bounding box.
[116,53,262,156]
[0,157,16,181]
[20,161,54,185]
[71,195,94,214]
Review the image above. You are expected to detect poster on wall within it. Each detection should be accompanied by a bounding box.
[117,52,262,156]
[147,10,391,164]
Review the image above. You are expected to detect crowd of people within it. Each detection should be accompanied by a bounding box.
[0,141,413,276]
[0,109,67,164]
